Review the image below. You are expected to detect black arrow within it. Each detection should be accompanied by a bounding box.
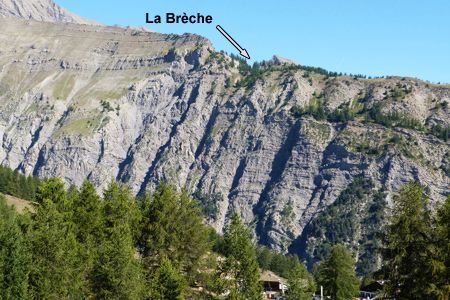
[216,25,250,59]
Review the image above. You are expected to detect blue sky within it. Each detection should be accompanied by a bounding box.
[57,0,450,83]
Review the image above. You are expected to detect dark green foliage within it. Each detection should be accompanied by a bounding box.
[274,62,366,78]
[138,183,211,280]
[430,124,450,141]
[92,181,145,299]
[0,169,447,300]
[216,213,262,300]
[0,177,221,299]
[12,179,146,299]
[100,100,114,112]
[213,50,368,91]
[72,181,103,242]
[285,257,316,300]
[256,246,303,278]
[300,178,385,276]
[356,189,386,275]
[235,61,264,88]
[292,96,424,131]
[316,245,360,300]
[379,182,450,299]
[437,100,449,109]
[290,92,359,123]
[289,90,450,142]
[0,195,31,300]
[27,178,88,299]
[255,246,272,270]
[0,165,41,201]
[151,257,186,300]
[386,83,412,100]
[327,102,357,122]
[429,195,450,299]
[290,92,327,120]
[193,190,221,221]
[365,103,425,131]
[381,182,434,299]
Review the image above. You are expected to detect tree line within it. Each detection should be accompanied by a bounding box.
[0,167,448,299]
[0,165,41,201]
[379,182,450,299]
[0,175,315,300]
[290,93,450,141]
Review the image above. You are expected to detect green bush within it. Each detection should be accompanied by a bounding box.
[430,124,450,141]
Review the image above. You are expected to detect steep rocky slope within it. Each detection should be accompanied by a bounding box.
[0,16,448,272]
[0,0,98,24]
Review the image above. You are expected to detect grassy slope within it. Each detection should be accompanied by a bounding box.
[2,193,34,213]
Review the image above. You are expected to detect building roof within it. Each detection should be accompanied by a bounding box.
[260,270,287,285]
[361,280,385,292]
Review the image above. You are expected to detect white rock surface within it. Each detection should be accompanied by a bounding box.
[0,16,448,253]
[0,0,99,24]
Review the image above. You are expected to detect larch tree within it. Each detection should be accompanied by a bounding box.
[381,182,434,299]
[285,257,315,300]
[316,244,359,300]
[151,257,186,300]
[139,183,210,277]
[430,195,450,300]
[91,181,145,299]
[27,178,88,299]
[218,213,262,300]
[0,195,31,300]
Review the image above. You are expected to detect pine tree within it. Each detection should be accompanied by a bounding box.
[381,182,434,299]
[27,178,88,299]
[256,246,272,271]
[316,244,359,300]
[91,181,145,299]
[139,183,210,276]
[68,181,105,297]
[151,257,186,300]
[285,257,315,300]
[0,195,31,300]
[217,213,262,300]
[73,180,103,242]
[34,177,70,212]
[430,195,450,299]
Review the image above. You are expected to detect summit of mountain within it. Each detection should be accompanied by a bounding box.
[0,0,99,25]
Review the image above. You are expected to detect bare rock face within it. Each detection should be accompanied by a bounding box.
[0,16,448,270]
[0,0,99,24]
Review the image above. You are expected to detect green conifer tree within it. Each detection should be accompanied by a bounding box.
[285,257,315,300]
[316,244,359,300]
[0,196,31,300]
[92,181,145,299]
[68,181,105,297]
[151,257,186,300]
[430,195,450,300]
[381,182,434,299]
[27,178,88,299]
[139,183,210,276]
[73,180,103,242]
[218,213,262,300]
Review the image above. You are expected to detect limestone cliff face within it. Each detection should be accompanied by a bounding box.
[0,0,98,24]
[0,17,448,263]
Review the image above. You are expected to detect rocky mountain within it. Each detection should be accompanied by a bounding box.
[0,0,98,24]
[0,3,448,274]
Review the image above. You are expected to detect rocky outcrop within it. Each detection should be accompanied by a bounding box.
[0,17,448,262]
[0,0,99,24]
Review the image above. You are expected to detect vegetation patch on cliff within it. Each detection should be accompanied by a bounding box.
[299,178,386,276]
